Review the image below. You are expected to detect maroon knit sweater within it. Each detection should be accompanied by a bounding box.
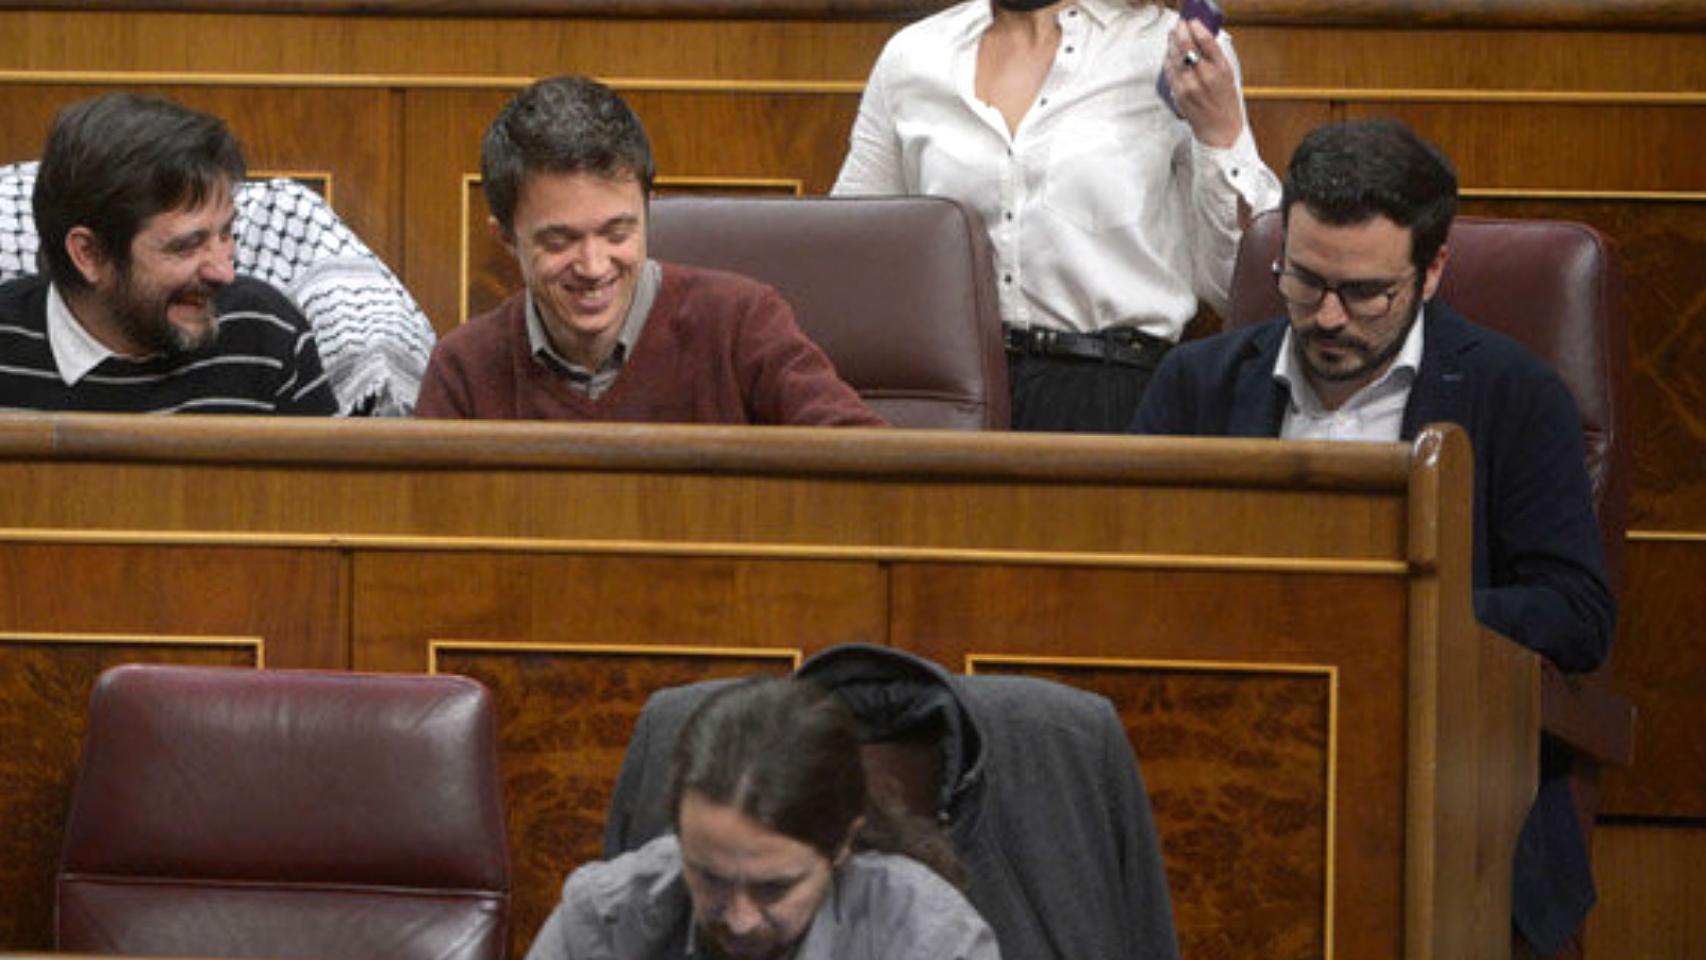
[417,263,885,426]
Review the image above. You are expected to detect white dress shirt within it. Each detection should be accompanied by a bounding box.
[45,282,120,386]
[832,0,1280,340]
[1274,306,1426,442]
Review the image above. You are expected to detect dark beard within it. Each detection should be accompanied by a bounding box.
[108,273,221,356]
[1299,320,1408,382]
[1296,284,1422,384]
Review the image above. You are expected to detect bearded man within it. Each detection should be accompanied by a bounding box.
[1131,118,1614,957]
[0,93,335,414]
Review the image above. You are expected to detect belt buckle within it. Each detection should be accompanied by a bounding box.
[1006,326,1053,356]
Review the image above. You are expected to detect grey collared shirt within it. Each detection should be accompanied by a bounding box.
[524,834,1001,960]
[525,259,661,399]
[1273,304,1426,442]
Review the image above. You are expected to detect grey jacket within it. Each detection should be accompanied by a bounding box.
[603,644,1181,960]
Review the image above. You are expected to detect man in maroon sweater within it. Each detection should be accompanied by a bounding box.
[417,76,883,426]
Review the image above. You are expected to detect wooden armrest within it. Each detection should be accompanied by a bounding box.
[1540,661,1636,767]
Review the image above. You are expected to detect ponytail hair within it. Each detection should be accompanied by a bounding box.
[669,676,968,888]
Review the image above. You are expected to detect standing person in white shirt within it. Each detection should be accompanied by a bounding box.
[833,0,1280,432]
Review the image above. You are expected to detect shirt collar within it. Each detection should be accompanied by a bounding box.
[525,258,660,377]
[1272,301,1427,416]
[954,0,1130,41]
[45,282,120,385]
[1073,0,1132,29]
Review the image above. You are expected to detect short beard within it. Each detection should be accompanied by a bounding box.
[109,268,222,356]
[1295,278,1423,384]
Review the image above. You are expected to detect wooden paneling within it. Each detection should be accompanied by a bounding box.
[0,84,402,266]
[1583,822,1706,958]
[1457,196,1706,531]
[438,645,798,960]
[0,637,257,950]
[1231,26,1706,92]
[351,548,880,958]
[0,3,1700,953]
[0,544,347,669]
[0,542,344,951]
[898,566,1407,959]
[0,416,1534,960]
[350,552,884,673]
[1344,103,1705,191]
[0,423,1417,563]
[1454,193,1706,830]
[977,658,1341,960]
[400,88,511,332]
[2,1,1702,34]
[0,13,898,81]
[1600,539,1706,819]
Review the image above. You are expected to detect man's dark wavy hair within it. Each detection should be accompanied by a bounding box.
[481,75,655,237]
[1280,118,1458,273]
[33,93,245,289]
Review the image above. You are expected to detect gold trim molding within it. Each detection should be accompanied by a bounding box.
[251,169,334,205]
[0,70,866,95]
[1244,86,1706,107]
[0,631,266,667]
[0,70,1700,107]
[427,638,801,674]
[1628,530,1706,544]
[965,651,1340,960]
[0,527,1412,576]
[657,175,804,196]
[1463,188,1706,203]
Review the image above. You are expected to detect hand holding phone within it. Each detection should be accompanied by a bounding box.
[1157,0,1226,118]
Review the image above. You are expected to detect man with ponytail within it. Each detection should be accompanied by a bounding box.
[525,676,999,960]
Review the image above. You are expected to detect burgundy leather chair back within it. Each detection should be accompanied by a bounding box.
[649,195,1009,430]
[57,665,511,960]
[1228,211,1631,583]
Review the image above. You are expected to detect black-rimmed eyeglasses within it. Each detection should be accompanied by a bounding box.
[1271,260,1415,321]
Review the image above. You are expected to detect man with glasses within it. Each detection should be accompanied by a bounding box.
[1129,117,1612,957]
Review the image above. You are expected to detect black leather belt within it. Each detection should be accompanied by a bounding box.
[1003,325,1171,369]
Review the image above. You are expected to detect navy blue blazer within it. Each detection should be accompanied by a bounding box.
[1133,300,1614,952]
[1132,300,1613,673]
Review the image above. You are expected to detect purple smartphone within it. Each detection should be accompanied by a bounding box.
[1157,0,1226,117]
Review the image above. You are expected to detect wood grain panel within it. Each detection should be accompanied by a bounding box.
[0,13,899,82]
[1231,26,1706,92]
[1458,195,1706,531]
[438,646,796,960]
[1582,822,1706,959]
[1342,103,1706,192]
[2,0,1705,32]
[1242,98,1335,191]
[0,463,1411,566]
[0,637,258,950]
[350,552,885,673]
[892,564,1409,960]
[0,84,402,265]
[0,544,347,669]
[0,542,344,951]
[402,88,510,334]
[1600,539,1706,819]
[976,659,1334,960]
